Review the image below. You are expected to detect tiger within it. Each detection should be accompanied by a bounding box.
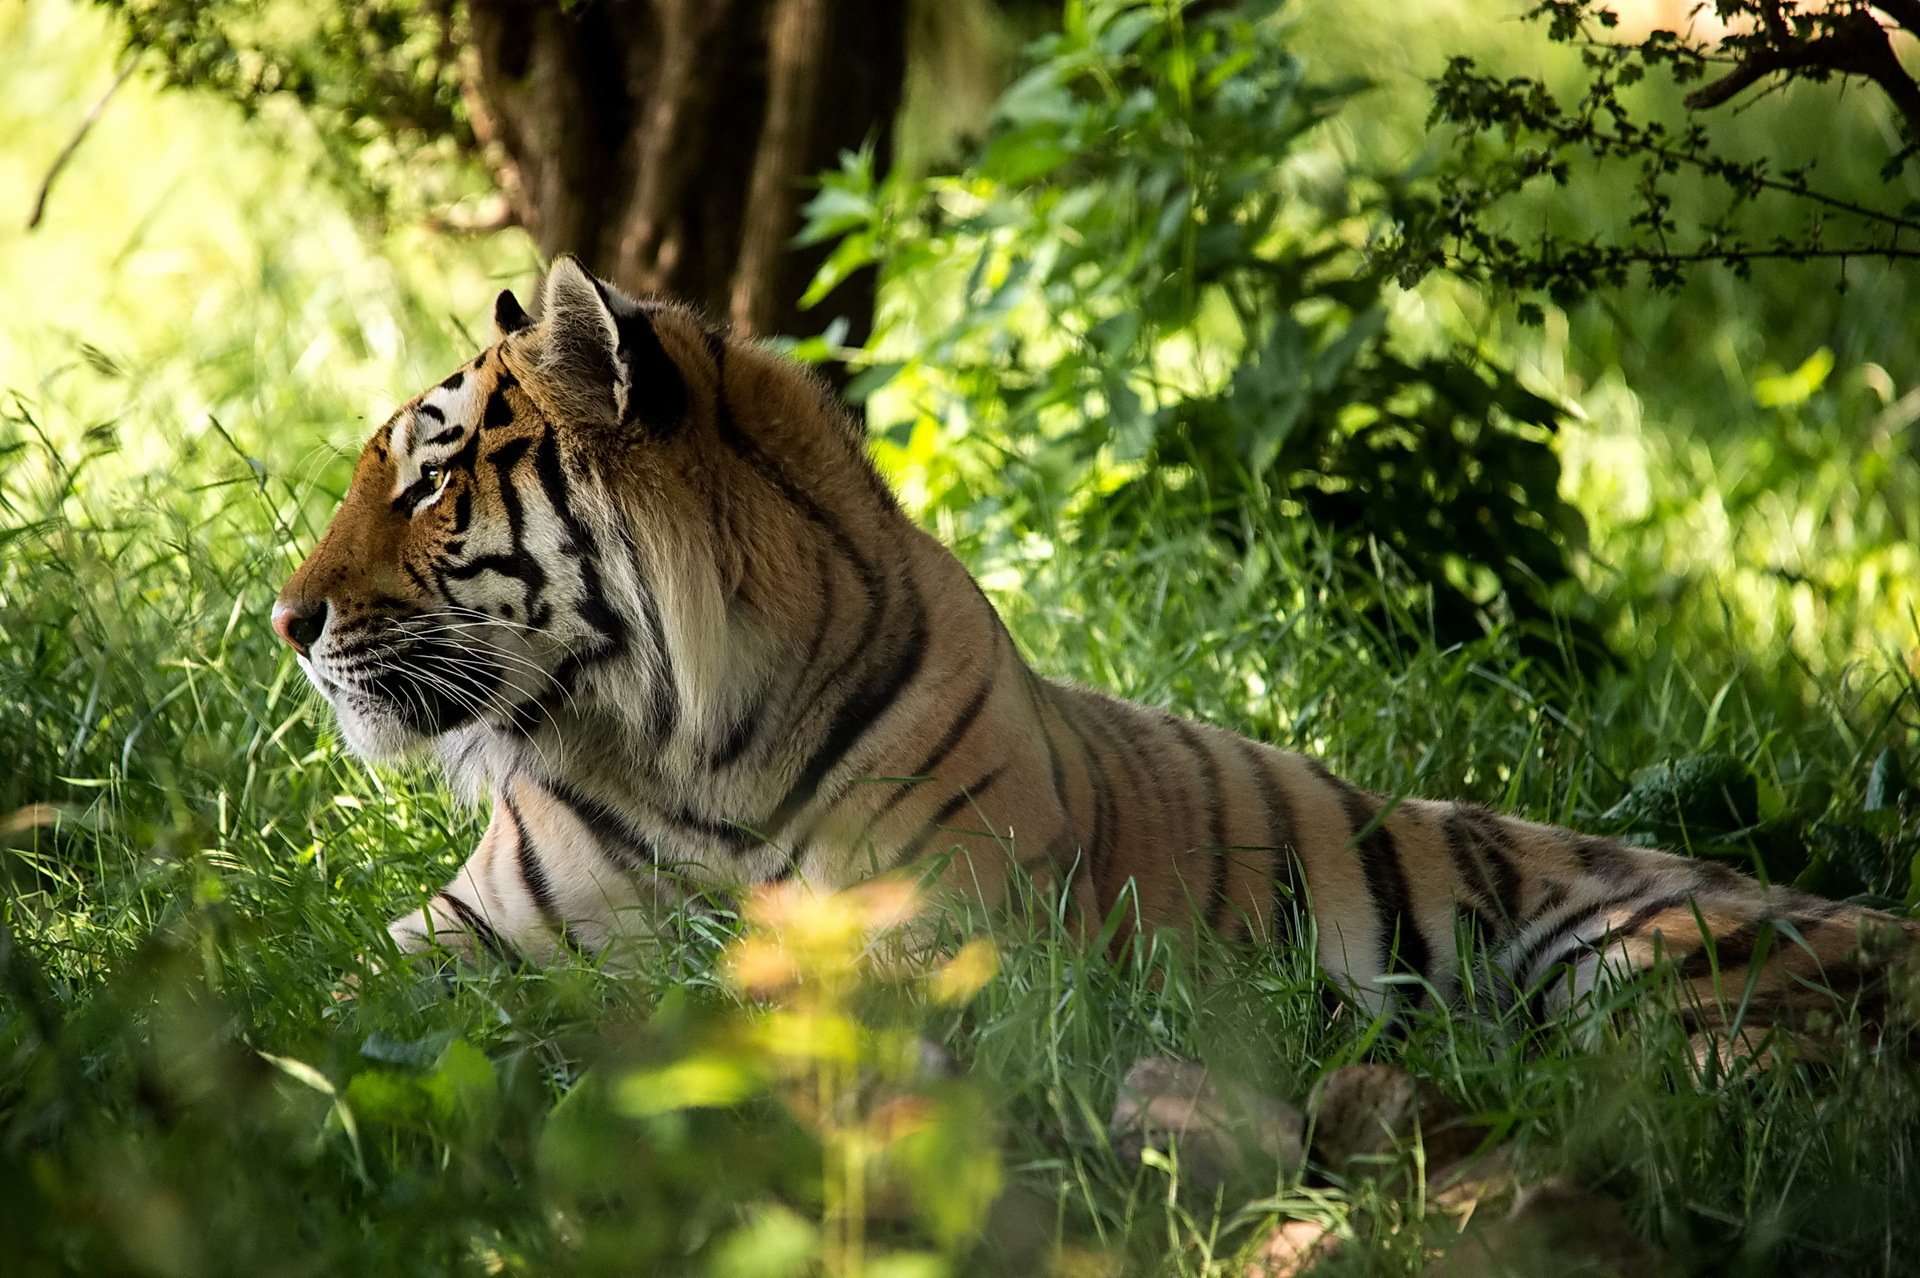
[274,256,1915,1048]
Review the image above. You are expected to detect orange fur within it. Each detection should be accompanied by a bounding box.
[276,259,1916,1043]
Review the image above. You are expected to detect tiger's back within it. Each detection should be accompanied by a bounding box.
[273,258,1915,1040]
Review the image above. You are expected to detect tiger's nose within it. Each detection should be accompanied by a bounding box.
[272,598,328,656]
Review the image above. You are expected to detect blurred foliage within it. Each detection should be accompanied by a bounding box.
[801,0,1600,658]
[536,882,1007,1277]
[1402,0,1920,309]
[0,864,1008,1275]
[87,0,480,224]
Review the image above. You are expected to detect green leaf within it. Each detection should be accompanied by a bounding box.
[1866,748,1906,812]
[799,235,877,310]
[1751,348,1834,408]
[1602,754,1761,837]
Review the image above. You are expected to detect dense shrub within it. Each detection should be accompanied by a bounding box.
[804,0,1597,656]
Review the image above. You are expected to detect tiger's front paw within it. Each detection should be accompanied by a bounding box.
[387,906,454,957]
[384,894,513,967]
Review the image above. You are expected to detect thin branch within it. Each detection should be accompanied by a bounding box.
[1757,0,1791,46]
[1684,8,1920,140]
[1445,241,1920,282]
[28,60,136,230]
[1871,0,1920,42]
[1545,119,1920,234]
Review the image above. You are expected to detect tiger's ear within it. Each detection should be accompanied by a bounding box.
[531,256,687,432]
[492,289,532,340]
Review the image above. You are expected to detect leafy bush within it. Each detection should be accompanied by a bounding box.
[804,0,1597,655]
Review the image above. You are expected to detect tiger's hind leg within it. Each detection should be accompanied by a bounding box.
[1497,876,1919,1073]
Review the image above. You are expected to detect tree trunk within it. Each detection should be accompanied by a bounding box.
[461,0,907,347]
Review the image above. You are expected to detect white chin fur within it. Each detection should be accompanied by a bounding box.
[336,703,433,762]
[314,682,432,763]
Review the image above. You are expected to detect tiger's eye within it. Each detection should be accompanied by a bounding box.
[421,464,446,486]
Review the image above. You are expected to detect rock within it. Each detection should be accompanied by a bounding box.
[1110,1056,1306,1191]
[1307,1064,1488,1181]
[1425,1176,1674,1277]
[973,1185,1057,1276]
[1427,1148,1525,1224]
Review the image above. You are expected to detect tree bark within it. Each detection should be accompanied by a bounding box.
[461,0,907,345]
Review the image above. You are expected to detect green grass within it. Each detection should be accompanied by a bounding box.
[5,1,1920,1274]
[7,385,1920,1274]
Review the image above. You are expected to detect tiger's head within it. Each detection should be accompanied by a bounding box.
[273,257,883,772]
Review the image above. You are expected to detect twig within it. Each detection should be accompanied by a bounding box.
[1872,0,1920,41]
[1545,118,1920,234]
[1684,8,1920,141]
[28,60,136,231]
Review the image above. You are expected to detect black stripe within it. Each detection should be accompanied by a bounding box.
[716,540,836,770]
[1232,738,1300,946]
[1444,806,1523,936]
[1106,702,1186,838]
[916,630,1000,778]
[1676,919,1765,982]
[1690,859,1750,894]
[439,369,466,392]
[447,425,482,472]
[526,425,635,703]
[1168,717,1231,932]
[604,296,688,433]
[710,691,766,768]
[440,548,543,587]
[423,425,466,447]
[482,386,516,430]
[1569,834,1636,879]
[1016,669,1076,881]
[1052,691,1116,910]
[544,780,664,872]
[1458,805,1525,921]
[415,403,446,423]
[709,354,888,691]
[1077,695,1161,915]
[769,570,928,842]
[487,434,532,474]
[400,560,436,598]
[1305,759,1432,996]
[1440,811,1500,937]
[474,435,546,625]
[788,538,841,680]
[1507,884,1652,991]
[895,764,1008,865]
[706,334,913,841]
[1609,890,1694,944]
[855,628,1001,845]
[502,789,560,927]
[435,892,518,963]
[1027,671,1070,820]
[1521,888,1695,1020]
